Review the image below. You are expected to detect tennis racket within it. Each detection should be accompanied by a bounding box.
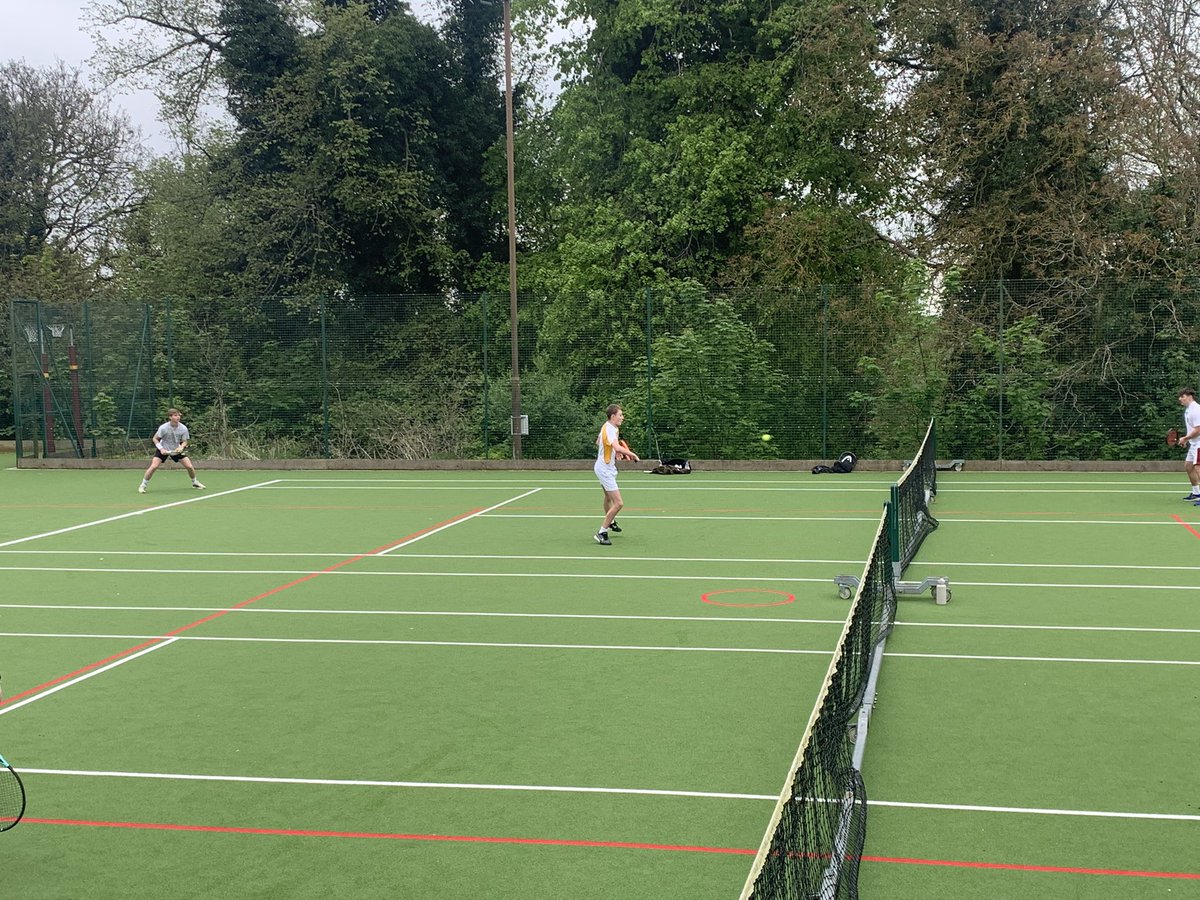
[0,752,26,832]
[1168,428,1179,446]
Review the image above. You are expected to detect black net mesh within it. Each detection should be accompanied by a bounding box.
[891,420,940,572]
[744,511,897,899]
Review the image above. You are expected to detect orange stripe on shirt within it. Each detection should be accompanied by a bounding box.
[599,425,615,465]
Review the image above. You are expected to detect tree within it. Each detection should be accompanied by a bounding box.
[885,0,1131,284]
[0,62,143,268]
[87,0,230,144]
[91,0,511,295]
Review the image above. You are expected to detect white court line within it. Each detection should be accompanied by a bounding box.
[263,484,903,493]
[0,632,827,655]
[8,547,1200,574]
[0,639,178,716]
[268,484,1200,496]
[374,488,541,556]
[0,566,835,584]
[0,480,282,550]
[483,513,1187,526]
[3,604,1199,635]
[1,565,1196,590]
[0,548,852,565]
[270,476,1200,486]
[0,488,536,717]
[19,767,771,800]
[488,513,882,522]
[275,477,892,485]
[885,651,1200,666]
[7,547,1200,573]
[15,768,1200,821]
[2,632,1196,665]
[868,799,1200,822]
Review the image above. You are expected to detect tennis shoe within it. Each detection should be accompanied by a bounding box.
[609,520,622,533]
[192,481,205,490]
[593,531,612,545]
[137,484,147,494]
[1184,492,1200,501]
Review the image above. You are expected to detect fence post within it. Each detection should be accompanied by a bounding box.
[479,293,489,458]
[166,297,175,407]
[997,280,1006,461]
[821,284,830,459]
[320,295,330,459]
[645,287,654,452]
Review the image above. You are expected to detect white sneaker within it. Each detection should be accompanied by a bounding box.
[137,484,147,494]
[192,481,205,490]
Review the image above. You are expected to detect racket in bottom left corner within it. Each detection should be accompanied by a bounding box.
[0,753,26,832]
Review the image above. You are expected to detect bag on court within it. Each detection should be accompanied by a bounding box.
[812,451,857,475]
[650,458,692,475]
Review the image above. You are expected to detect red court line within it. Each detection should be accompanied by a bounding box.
[865,855,1200,880]
[21,818,753,855]
[1172,514,1200,539]
[0,509,485,708]
[19,818,1200,880]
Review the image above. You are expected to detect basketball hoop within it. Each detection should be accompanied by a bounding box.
[49,324,66,338]
[23,326,38,344]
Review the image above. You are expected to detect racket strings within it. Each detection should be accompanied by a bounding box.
[0,766,26,830]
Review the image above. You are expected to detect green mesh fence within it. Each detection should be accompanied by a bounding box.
[8,279,1199,460]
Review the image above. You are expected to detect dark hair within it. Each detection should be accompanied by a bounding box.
[1180,389,1196,399]
[606,404,622,418]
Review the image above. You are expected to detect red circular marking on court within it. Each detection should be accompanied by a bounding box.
[701,589,795,608]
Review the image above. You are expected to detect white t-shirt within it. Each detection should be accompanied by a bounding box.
[1185,401,1200,439]
[596,422,619,469]
[156,422,190,452]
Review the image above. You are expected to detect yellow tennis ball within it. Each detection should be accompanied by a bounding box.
[761,433,772,442]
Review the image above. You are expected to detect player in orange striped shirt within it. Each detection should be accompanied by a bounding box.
[593,404,640,545]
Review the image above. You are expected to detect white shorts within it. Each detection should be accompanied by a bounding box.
[594,462,619,493]
[1188,442,1199,465]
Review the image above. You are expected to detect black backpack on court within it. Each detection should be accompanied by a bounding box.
[812,451,857,475]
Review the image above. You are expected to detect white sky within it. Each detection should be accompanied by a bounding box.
[0,0,440,156]
[0,0,167,151]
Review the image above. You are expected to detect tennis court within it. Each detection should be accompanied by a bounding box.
[1,462,1197,898]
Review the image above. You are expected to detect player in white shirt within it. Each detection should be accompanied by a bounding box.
[593,404,640,545]
[139,408,205,493]
[1178,389,1200,501]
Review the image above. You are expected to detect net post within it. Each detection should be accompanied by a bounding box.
[887,489,901,582]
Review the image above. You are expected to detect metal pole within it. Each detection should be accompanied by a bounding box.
[481,292,490,456]
[821,285,830,459]
[504,0,522,459]
[645,287,653,451]
[320,295,330,459]
[997,281,1005,461]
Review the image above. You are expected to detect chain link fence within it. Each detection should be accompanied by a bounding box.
[8,279,1198,461]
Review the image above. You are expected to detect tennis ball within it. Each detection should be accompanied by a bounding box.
[761,433,772,442]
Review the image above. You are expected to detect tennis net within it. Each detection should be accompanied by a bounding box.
[739,508,898,900]
[890,419,940,574]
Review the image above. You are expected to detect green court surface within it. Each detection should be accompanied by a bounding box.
[1,465,1197,898]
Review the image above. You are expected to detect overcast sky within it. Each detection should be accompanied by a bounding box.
[0,0,440,155]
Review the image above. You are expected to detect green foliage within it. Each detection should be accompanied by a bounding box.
[848,274,948,456]
[940,315,1056,458]
[484,370,596,460]
[625,299,784,458]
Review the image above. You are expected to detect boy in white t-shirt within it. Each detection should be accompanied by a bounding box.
[1178,389,1200,501]
[593,404,640,545]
